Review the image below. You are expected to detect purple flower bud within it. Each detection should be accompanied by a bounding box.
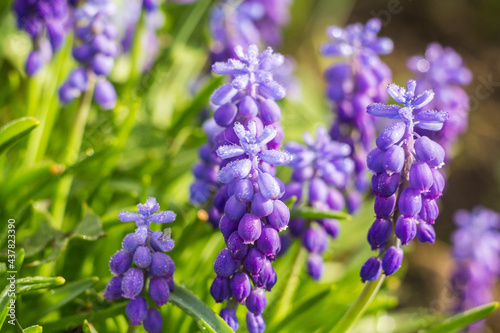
[376,122,406,150]
[210,276,231,303]
[133,246,152,269]
[125,296,147,325]
[166,276,174,292]
[150,231,175,253]
[416,221,436,243]
[214,248,239,277]
[150,252,175,277]
[428,168,445,198]
[283,181,303,203]
[104,276,123,301]
[319,219,341,238]
[398,188,422,218]
[360,257,382,282]
[306,253,324,280]
[92,54,114,76]
[347,191,362,213]
[256,226,281,258]
[238,213,262,244]
[419,197,439,224]
[72,45,93,62]
[383,145,404,175]
[303,228,329,254]
[246,288,267,315]
[122,268,144,299]
[94,79,117,110]
[58,82,80,104]
[382,246,403,276]
[372,172,400,197]
[149,276,170,306]
[409,162,433,192]
[220,308,239,331]
[395,216,417,245]
[244,248,267,276]
[214,103,237,127]
[327,188,346,210]
[292,166,314,182]
[109,250,133,275]
[414,136,442,165]
[26,50,45,76]
[309,178,328,207]
[219,215,239,239]
[258,173,281,200]
[225,195,247,220]
[251,193,274,217]
[367,148,385,173]
[367,218,392,250]
[234,179,254,202]
[227,231,249,259]
[68,68,88,91]
[230,272,252,302]
[239,96,259,119]
[260,99,281,124]
[122,234,140,252]
[144,308,163,333]
[354,70,377,92]
[289,218,306,237]
[267,200,290,231]
[246,312,266,333]
[374,195,396,218]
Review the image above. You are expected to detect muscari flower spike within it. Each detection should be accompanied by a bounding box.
[280,126,353,279]
[321,18,393,213]
[361,80,448,282]
[104,197,176,333]
[210,121,291,333]
[451,206,500,333]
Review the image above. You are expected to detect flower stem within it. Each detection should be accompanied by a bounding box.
[52,78,95,229]
[330,274,386,333]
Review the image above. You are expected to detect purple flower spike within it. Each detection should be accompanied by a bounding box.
[360,257,382,282]
[382,246,403,276]
[105,197,177,331]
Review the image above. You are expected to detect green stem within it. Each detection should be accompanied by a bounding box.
[275,246,307,320]
[52,78,95,229]
[330,275,386,333]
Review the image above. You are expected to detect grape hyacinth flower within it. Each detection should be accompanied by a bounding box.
[104,198,176,332]
[190,44,287,228]
[13,0,70,76]
[360,80,448,281]
[209,121,291,332]
[282,126,354,279]
[408,43,472,159]
[59,0,119,110]
[451,207,500,333]
[321,18,393,212]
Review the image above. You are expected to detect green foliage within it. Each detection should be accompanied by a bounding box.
[0,117,39,154]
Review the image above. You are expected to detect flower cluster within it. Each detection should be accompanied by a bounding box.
[321,18,393,212]
[360,80,448,282]
[13,0,70,76]
[210,121,291,332]
[209,0,293,63]
[408,43,472,159]
[59,0,119,110]
[190,45,286,227]
[451,207,500,333]
[282,126,353,279]
[104,198,176,333]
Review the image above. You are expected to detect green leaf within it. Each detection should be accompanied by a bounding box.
[23,325,43,333]
[170,283,234,333]
[0,117,40,154]
[82,320,97,333]
[290,207,351,221]
[32,277,99,321]
[72,212,106,241]
[422,302,499,333]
